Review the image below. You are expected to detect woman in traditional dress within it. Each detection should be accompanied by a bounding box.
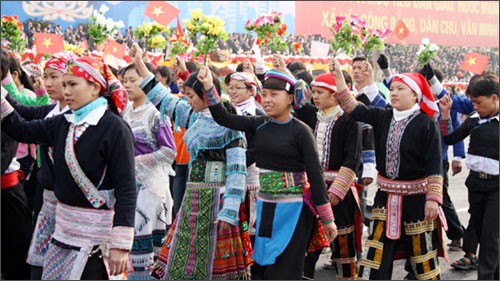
[203,62,338,279]
[330,57,445,280]
[121,63,176,279]
[128,44,253,280]
[2,51,76,280]
[1,56,136,280]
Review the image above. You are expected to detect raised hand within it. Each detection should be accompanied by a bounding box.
[197,65,213,90]
[33,76,45,91]
[420,63,435,81]
[129,43,143,63]
[272,54,287,73]
[438,93,453,119]
[377,53,390,70]
[328,57,342,74]
[174,56,187,75]
[242,59,254,74]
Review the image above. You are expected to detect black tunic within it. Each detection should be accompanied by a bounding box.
[2,110,137,227]
[209,102,329,207]
[348,104,442,180]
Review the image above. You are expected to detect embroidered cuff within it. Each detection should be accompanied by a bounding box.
[328,167,356,201]
[203,85,221,106]
[146,81,170,107]
[110,226,134,251]
[439,118,452,136]
[335,88,358,114]
[217,196,241,226]
[1,95,14,120]
[35,88,47,97]
[426,175,443,205]
[2,73,13,86]
[316,202,334,224]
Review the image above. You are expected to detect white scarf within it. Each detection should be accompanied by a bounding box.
[235,96,257,116]
[393,103,420,121]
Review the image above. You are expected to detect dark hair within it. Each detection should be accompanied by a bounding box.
[224,71,235,85]
[294,69,313,86]
[236,62,257,75]
[470,76,499,98]
[184,70,221,100]
[185,61,199,73]
[342,70,353,88]
[156,66,172,84]
[122,62,156,77]
[286,61,307,74]
[8,56,35,91]
[1,50,9,80]
[352,56,368,64]
[466,74,485,96]
[108,64,119,77]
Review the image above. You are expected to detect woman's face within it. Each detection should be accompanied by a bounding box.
[177,77,184,90]
[260,88,293,119]
[184,86,207,112]
[390,81,418,111]
[312,86,337,110]
[43,68,64,101]
[62,74,100,111]
[122,69,144,101]
[227,80,252,104]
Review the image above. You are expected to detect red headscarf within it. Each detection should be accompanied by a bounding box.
[66,56,128,115]
[392,73,439,121]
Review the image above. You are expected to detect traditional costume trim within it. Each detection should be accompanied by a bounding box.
[404,220,438,235]
[65,124,107,208]
[335,88,358,114]
[42,202,116,280]
[0,94,14,119]
[385,110,420,179]
[203,85,221,106]
[370,207,387,221]
[377,175,428,195]
[337,224,355,235]
[415,267,441,280]
[365,239,384,250]
[439,118,453,136]
[426,174,443,204]
[110,226,134,251]
[328,167,356,200]
[317,202,335,224]
[27,190,58,266]
[409,249,438,264]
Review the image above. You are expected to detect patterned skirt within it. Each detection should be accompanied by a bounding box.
[152,162,252,280]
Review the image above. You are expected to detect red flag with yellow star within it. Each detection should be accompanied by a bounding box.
[104,38,126,58]
[460,52,489,75]
[393,19,410,41]
[34,33,64,55]
[144,1,179,26]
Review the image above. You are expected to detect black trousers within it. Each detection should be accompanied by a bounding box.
[80,249,109,280]
[466,174,499,280]
[303,189,358,279]
[441,160,465,240]
[1,183,33,280]
[252,205,314,280]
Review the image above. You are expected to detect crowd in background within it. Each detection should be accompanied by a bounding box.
[23,19,500,83]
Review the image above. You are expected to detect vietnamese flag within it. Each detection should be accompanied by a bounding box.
[393,19,410,41]
[104,38,126,58]
[176,15,184,36]
[144,1,180,26]
[460,52,489,75]
[34,33,64,55]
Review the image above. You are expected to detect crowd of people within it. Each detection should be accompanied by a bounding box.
[1,15,499,281]
[24,19,499,83]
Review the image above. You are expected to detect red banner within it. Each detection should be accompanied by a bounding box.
[295,1,499,47]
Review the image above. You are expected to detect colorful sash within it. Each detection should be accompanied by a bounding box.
[377,174,448,240]
[41,203,116,280]
[65,124,107,208]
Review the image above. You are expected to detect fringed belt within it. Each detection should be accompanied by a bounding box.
[257,170,306,201]
[376,175,447,240]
